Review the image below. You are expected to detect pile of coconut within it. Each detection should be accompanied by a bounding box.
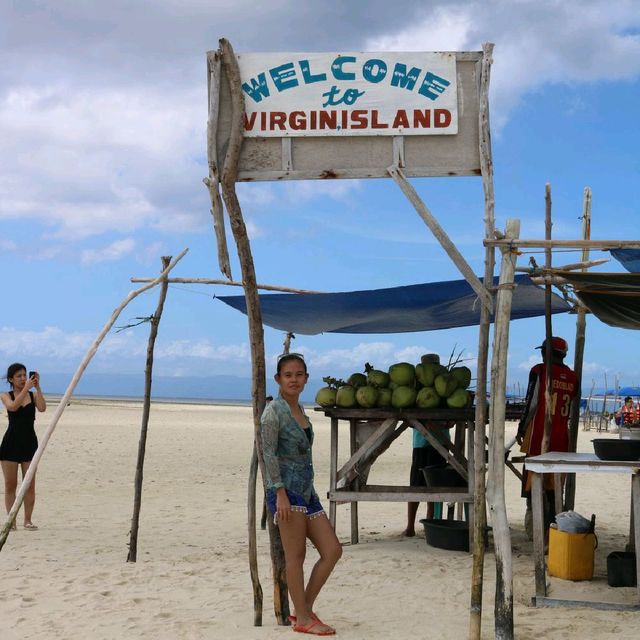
[315,353,472,410]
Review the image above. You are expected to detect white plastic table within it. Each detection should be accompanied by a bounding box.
[525,452,640,610]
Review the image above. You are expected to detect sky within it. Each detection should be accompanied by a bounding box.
[1,0,639,399]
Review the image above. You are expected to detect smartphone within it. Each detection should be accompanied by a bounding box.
[29,371,37,379]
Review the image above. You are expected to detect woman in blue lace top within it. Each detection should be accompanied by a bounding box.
[261,353,341,636]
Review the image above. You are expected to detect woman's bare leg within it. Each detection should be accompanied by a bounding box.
[305,514,342,614]
[277,512,312,622]
[1,460,19,529]
[20,462,36,526]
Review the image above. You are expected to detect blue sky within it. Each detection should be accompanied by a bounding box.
[1,1,639,398]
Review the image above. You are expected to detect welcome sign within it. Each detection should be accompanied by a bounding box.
[237,52,458,137]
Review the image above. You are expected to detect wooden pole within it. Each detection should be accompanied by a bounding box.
[127,256,172,562]
[218,38,289,627]
[0,249,188,549]
[487,219,520,640]
[470,40,495,640]
[541,184,553,455]
[204,50,232,279]
[485,239,640,249]
[514,258,607,273]
[565,187,591,510]
[130,277,321,294]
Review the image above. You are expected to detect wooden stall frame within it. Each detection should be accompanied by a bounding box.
[205,39,514,639]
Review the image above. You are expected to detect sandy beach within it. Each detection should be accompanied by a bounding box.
[1,398,638,639]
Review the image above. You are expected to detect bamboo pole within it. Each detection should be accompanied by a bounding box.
[127,256,172,562]
[204,50,232,279]
[487,219,520,640]
[0,249,188,550]
[387,164,493,313]
[469,40,495,640]
[130,277,321,294]
[485,239,640,249]
[541,184,554,456]
[565,187,591,509]
[218,38,289,627]
[514,258,607,273]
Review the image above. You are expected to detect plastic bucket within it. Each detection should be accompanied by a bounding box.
[547,526,597,581]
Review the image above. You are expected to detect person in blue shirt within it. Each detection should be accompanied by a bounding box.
[261,353,341,636]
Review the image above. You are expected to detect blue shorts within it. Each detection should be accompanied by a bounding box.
[266,488,325,523]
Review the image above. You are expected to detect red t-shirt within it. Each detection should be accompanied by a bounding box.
[523,362,578,456]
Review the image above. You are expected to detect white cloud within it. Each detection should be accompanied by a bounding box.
[81,238,136,265]
[366,1,640,129]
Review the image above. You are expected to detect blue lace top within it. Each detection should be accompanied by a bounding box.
[260,395,317,502]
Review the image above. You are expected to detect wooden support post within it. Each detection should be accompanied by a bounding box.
[218,38,286,627]
[127,256,172,563]
[0,250,188,549]
[632,476,640,587]
[470,41,495,640]
[542,184,554,457]
[387,164,493,314]
[349,419,359,545]
[565,187,591,510]
[531,472,547,598]
[487,218,520,640]
[329,416,338,528]
[204,50,232,279]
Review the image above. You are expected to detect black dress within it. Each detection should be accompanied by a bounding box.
[0,391,38,462]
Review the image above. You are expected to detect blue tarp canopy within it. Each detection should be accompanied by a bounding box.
[610,249,640,273]
[217,274,571,335]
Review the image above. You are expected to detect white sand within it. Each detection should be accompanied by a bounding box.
[1,399,638,639]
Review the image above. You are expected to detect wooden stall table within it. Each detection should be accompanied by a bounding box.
[316,406,475,545]
[525,452,640,611]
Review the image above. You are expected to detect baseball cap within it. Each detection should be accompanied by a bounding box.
[535,336,568,356]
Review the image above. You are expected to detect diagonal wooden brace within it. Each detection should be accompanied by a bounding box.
[408,418,469,481]
[387,164,493,314]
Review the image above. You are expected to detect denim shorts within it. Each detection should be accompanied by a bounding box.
[266,488,325,523]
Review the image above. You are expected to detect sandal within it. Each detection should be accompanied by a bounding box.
[24,522,38,530]
[292,618,335,636]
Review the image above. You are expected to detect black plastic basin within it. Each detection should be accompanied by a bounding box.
[420,519,470,552]
[592,438,640,461]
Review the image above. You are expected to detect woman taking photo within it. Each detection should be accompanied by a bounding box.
[261,353,342,636]
[1,363,46,530]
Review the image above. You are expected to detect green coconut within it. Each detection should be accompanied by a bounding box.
[315,387,336,408]
[416,362,447,387]
[391,385,417,408]
[336,385,357,408]
[388,362,415,387]
[434,373,458,398]
[376,387,393,407]
[416,386,441,409]
[446,388,470,409]
[347,372,367,388]
[355,385,378,408]
[365,362,390,388]
[449,366,472,390]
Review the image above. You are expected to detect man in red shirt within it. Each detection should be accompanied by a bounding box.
[614,396,639,426]
[517,336,578,538]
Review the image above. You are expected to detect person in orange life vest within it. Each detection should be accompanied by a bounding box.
[614,396,639,426]
[516,337,577,537]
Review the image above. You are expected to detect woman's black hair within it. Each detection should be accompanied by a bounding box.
[276,353,307,375]
[5,362,26,387]
[625,396,633,403]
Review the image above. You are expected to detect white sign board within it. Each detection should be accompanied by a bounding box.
[237,52,458,137]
